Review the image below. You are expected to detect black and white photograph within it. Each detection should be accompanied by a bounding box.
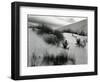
[28,15,88,67]
[11,2,97,80]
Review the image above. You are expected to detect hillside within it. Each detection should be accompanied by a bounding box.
[57,19,87,36]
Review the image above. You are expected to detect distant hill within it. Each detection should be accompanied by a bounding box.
[56,19,87,36]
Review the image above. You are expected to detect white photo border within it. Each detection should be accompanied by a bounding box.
[20,6,95,76]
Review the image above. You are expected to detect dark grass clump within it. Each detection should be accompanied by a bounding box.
[30,51,75,66]
[53,30,64,43]
[53,55,68,65]
[44,31,64,46]
[36,24,54,35]
[42,52,68,65]
[44,35,58,45]
[79,31,87,36]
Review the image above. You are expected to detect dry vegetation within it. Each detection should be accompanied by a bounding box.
[28,24,87,66]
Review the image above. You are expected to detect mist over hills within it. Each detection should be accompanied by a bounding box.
[28,15,87,36]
